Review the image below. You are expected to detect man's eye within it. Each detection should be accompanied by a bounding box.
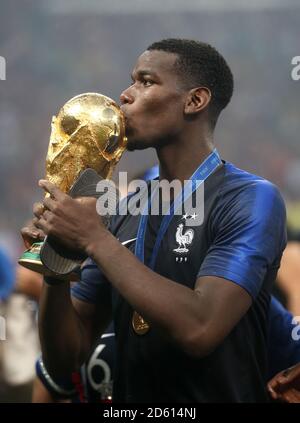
[143,80,153,86]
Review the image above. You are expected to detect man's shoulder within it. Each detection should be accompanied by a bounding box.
[222,161,275,189]
[220,161,284,206]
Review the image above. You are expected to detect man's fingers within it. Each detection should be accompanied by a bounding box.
[267,383,279,400]
[33,202,45,218]
[43,196,57,212]
[21,227,38,249]
[35,216,49,234]
[268,366,298,390]
[282,388,300,403]
[39,179,65,201]
[20,225,45,249]
[277,365,299,385]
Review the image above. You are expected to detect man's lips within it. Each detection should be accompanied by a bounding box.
[122,113,133,132]
[120,106,135,134]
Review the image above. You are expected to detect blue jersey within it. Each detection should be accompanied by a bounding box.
[36,297,300,401]
[268,296,300,379]
[36,322,115,403]
[71,160,287,402]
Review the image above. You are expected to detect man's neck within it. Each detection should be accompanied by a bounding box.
[156,135,214,184]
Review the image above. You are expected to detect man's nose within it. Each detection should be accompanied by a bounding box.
[120,87,134,105]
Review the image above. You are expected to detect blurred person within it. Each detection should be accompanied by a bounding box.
[267,297,300,381]
[0,246,15,401]
[266,297,300,403]
[275,240,300,316]
[0,247,15,302]
[0,255,40,402]
[267,297,300,403]
[33,321,114,403]
[267,230,300,403]
[23,39,287,402]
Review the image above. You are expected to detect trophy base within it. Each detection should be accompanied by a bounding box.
[19,242,54,276]
[18,242,80,280]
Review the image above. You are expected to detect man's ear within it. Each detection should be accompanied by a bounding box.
[184,87,211,115]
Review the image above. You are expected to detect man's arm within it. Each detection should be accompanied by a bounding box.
[21,203,112,380]
[86,231,251,357]
[38,281,111,378]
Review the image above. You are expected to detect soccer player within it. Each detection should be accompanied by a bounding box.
[23,39,287,402]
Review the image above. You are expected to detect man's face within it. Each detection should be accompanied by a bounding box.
[120,50,187,151]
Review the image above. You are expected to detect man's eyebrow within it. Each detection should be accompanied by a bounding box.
[131,69,158,79]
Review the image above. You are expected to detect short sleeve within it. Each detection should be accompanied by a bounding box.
[198,181,287,299]
[71,257,110,304]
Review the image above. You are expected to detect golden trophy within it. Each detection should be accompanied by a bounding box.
[19,92,127,277]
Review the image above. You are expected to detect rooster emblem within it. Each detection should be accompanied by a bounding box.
[173,223,194,254]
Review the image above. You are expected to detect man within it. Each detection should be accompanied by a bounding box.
[22,39,286,402]
[0,261,39,403]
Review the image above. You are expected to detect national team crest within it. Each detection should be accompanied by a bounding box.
[173,223,194,255]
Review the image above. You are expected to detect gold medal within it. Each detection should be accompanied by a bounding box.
[132,311,150,335]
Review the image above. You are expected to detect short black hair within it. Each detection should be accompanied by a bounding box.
[147,38,234,128]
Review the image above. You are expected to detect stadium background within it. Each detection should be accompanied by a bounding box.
[0,0,300,402]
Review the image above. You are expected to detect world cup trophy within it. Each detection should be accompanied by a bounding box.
[19,92,127,277]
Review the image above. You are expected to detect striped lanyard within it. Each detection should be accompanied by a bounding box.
[134,148,222,269]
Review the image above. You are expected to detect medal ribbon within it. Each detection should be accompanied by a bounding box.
[134,148,222,269]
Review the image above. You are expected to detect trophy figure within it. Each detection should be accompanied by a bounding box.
[19,92,127,277]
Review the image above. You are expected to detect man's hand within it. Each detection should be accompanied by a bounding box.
[21,202,46,249]
[36,179,106,252]
[268,363,300,403]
